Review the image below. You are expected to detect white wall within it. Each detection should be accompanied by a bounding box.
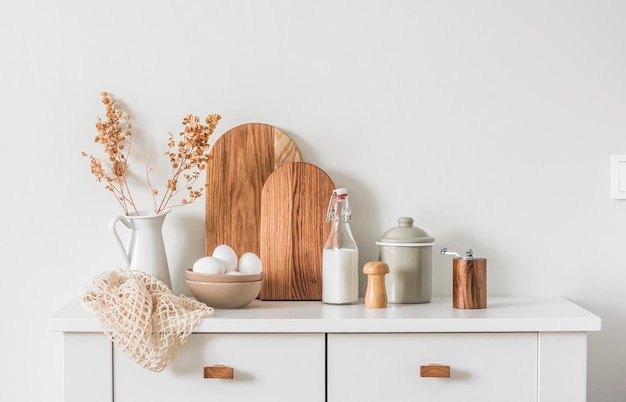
[2,0,624,400]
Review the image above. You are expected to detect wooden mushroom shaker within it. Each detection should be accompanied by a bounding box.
[363,261,390,308]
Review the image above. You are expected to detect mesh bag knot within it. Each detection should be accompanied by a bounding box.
[83,269,214,372]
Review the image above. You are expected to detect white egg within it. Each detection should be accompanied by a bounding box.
[238,252,263,275]
[226,271,243,275]
[212,244,238,272]
[193,256,226,274]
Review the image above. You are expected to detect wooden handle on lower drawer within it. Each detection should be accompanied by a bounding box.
[420,364,450,378]
[203,365,234,379]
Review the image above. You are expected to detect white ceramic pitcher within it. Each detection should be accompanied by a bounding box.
[110,208,172,288]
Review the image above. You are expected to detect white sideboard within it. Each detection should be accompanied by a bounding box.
[50,296,600,402]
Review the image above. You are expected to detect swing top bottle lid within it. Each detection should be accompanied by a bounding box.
[326,188,351,222]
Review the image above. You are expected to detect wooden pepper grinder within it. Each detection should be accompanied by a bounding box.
[363,261,390,308]
[441,248,487,309]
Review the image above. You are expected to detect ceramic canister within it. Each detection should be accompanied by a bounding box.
[376,217,435,304]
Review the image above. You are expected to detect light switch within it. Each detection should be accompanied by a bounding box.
[610,155,626,199]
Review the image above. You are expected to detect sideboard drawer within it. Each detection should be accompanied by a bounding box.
[327,333,537,402]
[114,333,325,402]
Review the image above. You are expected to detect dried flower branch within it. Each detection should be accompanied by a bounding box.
[150,113,221,214]
[83,92,221,215]
[82,92,137,215]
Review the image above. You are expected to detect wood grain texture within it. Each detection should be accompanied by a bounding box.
[205,123,302,258]
[363,261,389,309]
[420,364,451,378]
[260,162,335,300]
[203,365,234,379]
[452,258,487,309]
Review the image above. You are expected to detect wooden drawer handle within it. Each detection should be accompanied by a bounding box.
[203,365,234,379]
[420,364,450,378]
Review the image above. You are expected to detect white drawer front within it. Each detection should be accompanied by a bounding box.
[114,333,325,402]
[328,333,537,402]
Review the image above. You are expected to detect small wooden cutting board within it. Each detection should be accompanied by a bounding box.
[205,123,302,258]
[259,162,335,300]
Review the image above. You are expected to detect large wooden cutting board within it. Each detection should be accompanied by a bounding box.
[259,162,335,300]
[205,123,302,258]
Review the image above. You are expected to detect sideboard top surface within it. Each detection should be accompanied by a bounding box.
[50,296,601,334]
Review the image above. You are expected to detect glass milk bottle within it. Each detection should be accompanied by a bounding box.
[322,188,359,304]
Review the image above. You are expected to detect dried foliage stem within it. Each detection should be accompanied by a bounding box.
[150,114,221,214]
[84,92,221,216]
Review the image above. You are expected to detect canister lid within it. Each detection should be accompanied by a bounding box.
[376,217,435,247]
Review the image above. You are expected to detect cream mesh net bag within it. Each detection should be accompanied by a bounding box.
[83,269,214,372]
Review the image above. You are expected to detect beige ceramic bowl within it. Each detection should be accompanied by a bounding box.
[186,268,263,283]
[186,279,263,309]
